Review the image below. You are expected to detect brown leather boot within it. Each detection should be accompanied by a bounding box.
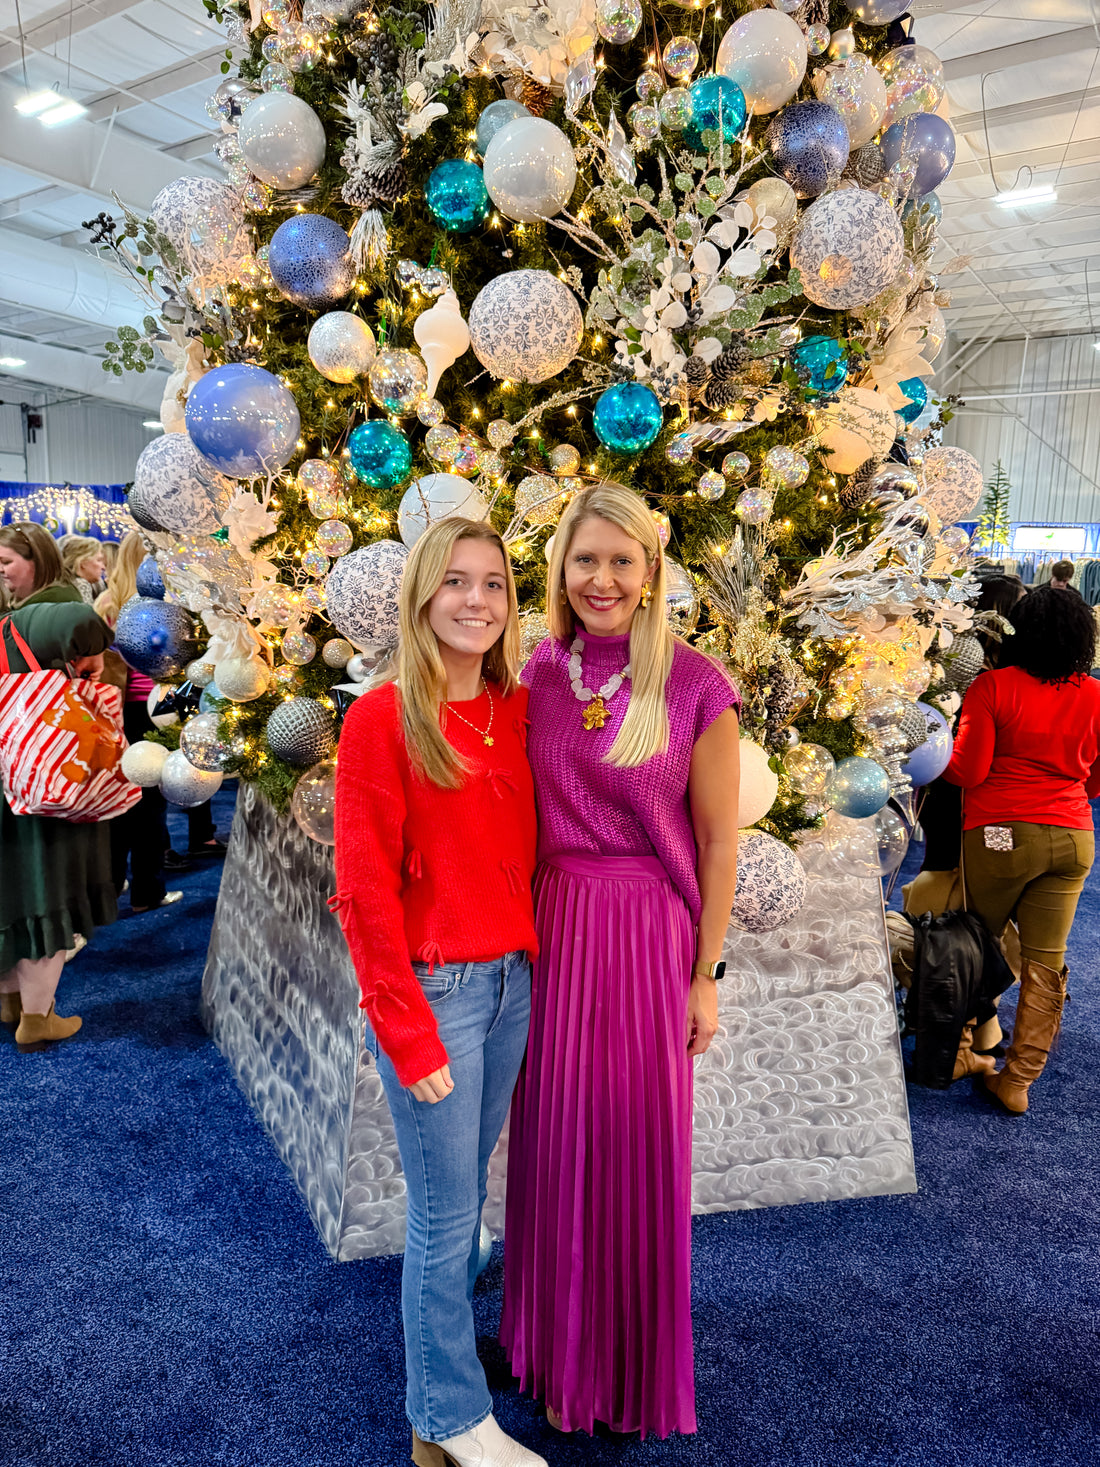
[0,992,21,1027]
[984,959,1067,1114]
[952,1019,996,1081]
[14,1003,82,1053]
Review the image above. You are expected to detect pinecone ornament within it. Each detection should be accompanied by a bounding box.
[684,356,711,399]
[343,160,408,209]
[839,457,881,510]
[709,345,747,383]
[704,379,744,413]
[521,77,555,115]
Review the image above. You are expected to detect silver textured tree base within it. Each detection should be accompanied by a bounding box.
[202,787,915,1261]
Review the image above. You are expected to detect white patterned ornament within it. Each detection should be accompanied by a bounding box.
[919,445,984,526]
[307,312,377,383]
[132,433,233,534]
[398,474,489,548]
[215,656,270,703]
[815,387,898,474]
[412,289,471,399]
[159,748,224,808]
[731,830,807,932]
[468,270,583,384]
[791,189,905,310]
[325,540,408,649]
[151,178,253,285]
[121,741,170,788]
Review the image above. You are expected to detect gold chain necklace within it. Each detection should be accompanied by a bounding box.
[444,679,495,746]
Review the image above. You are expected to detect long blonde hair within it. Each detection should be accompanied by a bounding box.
[390,518,522,789]
[94,530,146,628]
[58,535,104,583]
[547,482,673,768]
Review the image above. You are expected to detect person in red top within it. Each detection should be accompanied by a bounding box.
[332,518,545,1467]
[943,585,1100,1113]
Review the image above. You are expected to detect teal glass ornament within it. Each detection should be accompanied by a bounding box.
[792,334,848,396]
[897,376,928,424]
[475,99,528,155]
[684,75,746,151]
[425,159,490,234]
[593,382,663,454]
[348,420,412,489]
[826,756,890,819]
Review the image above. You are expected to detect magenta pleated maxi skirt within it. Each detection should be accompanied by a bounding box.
[500,852,697,1439]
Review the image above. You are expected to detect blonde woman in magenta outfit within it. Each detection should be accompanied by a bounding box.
[501,483,742,1438]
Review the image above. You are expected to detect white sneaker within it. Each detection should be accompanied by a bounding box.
[435,1414,547,1467]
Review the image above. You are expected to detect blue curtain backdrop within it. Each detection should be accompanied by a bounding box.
[0,481,133,541]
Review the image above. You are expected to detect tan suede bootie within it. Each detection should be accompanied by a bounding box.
[14,1003,82,1053]
[984,959,1068,1114]
[952,1019,996,1082]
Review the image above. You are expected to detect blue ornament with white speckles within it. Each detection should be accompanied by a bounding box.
[826,756,890,819]
[792,335,848,397]
[426,159,491,234]
[767,101,850,198]
[135,555,165,599]
[348,420,412,489]
[684,75,746,151]
[593,382,663,454]
[268,213,356,307]
[897,376,928,423]
[115,596,196,680]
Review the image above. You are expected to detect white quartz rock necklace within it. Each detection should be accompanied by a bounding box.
[568,635,631,731]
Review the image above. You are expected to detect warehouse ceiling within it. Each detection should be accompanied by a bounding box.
[0,0,1097,409]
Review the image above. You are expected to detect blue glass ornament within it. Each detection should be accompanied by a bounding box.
[425,159,490,234]
[902,191,942,224]
[684,75,746,152]
[901,702,953,786]
[135,555,165,599]
[593,382,663,454]
[114,596,196,680]
[792,335,848,397]
[897,376,928,424]
[880,113,956,198]
[199,681,224,713]
[267,213,355,307]
[348,420,413,489]
[826,756,890,819]
[475,99,528,155]
[186,363,300,478]
[768,102,850,198]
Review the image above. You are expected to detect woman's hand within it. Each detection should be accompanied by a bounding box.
[70,653,104,680]
[409,1064,454,1103]
[686,976,719,1057]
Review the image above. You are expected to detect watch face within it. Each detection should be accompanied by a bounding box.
[714,960,727,982]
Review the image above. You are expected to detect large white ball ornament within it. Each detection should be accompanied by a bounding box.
[731,830,807,933]
[151,178,252,283]
[791,189,905,310]
[325,540,408,649]
[812,58,887,148]
[469,270,583,384]
[483,116,576,222]
[121,740,170,788]
[237,92,327,189]
[920,446,984,525]
[159,748,224,808]
[215,657,270,703]
[307,312,376,383]
[816,387,898,474]
[132,433,233,534]
[716,11,807,114]
[398,474,489,548]
[737,741,780,828]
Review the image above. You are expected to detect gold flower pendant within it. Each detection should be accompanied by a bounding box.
[582,696,609,730]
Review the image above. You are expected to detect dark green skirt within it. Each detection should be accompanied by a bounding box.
[1,796,117,969]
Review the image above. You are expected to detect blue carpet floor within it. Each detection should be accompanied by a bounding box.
[3,789,1100,1467]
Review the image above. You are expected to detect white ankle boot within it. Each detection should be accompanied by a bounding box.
[429,1413,547,1467]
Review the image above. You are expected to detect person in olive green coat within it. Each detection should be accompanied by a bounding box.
[0,523,117,1051]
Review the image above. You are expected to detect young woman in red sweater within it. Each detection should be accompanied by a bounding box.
[332,519,545,1467]
[944,584,1100,1113]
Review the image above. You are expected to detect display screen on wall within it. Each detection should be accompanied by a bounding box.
[1012,525,1088,553]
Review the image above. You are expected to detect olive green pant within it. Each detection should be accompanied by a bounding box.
[963,823,1095,971]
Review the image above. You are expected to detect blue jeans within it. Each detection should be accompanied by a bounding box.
[373,950,532,1443]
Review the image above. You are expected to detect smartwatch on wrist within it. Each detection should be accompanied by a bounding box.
[694,959,727,982]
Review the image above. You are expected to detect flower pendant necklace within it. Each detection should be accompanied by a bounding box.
[568,636,631,731]
[445,679,495,746]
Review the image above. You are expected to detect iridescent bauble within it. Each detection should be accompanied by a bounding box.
[716,11,807,114]
[767,101,850,198]
[663,35,699,81]
[115,597,196,680]
[549,443,580,475]
[160,748,223,808]
[367,349,428,415]
[398,474,489,548]
[468,270,582,384]
[652,510,671,547]
[135,556,165,600]
[260,62,294,93]
[698,470,726,501]
[629,102,661,139]
[179,711,231,772]
[236,91,327,189]
[475,99,529,155]
[290,757,337,844]
[325,540,408,648]
[266,696,334,766]
[515,475,561,526]
[280,631,317,666]
[731,830,807,933]
[302,549,329,578]
[812,55,887,149]
[879,112,956,198]
[940,525,971,559]
[417,398,446,427]
[879,44,945,127]
[425,425,461,463]
[735,487,774,524]
[785,741,835,796]
[483,117,576,223]
[664,559,699,634]
[897,376,928,424]
[791,187,905,310]
[307,311,376,383]
[268,214,355,307]
[298,458,342,517]
[151,178,252,285]
[827,27,856,62]
[658,89,693,131]
[315,519,353,556]
[874,807,910,876]
[322,637,354,668]
[121,740,170,788]
[805,23,831,55]
[637,71,665,102]
[425,159,491,234]
[764,445,810,487]
[596,0,642,44]
[132,433,233,532]
[743,176,798,231]
[792,334,848,396]
[592,382,663,454]
[722,451,750,478]
[684,75,747,151]
[185,363,300,478]
[451,438,480,475]
[666,434,694,465]
[826,755,890,818]
[347,420,412,489]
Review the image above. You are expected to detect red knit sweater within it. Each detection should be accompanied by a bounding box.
[943,666,1100,830]
[332,680,538,1086]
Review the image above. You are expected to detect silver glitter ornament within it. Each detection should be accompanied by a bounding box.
[180,712,231,772]
[266,696,335,766]
[160,748,223,807]
[322,637,355,668]
[664,558,700,634]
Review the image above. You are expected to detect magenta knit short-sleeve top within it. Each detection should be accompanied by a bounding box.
[524,628,741,922]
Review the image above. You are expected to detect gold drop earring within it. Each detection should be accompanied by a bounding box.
[639,582,653,609]
[559,583,568,604]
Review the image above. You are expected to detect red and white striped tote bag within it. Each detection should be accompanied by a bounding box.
[0,617,141,822]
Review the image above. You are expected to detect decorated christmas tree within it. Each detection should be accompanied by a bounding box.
[101,0,989,908]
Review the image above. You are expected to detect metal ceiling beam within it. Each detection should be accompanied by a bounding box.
[0,0,144,73]
[82,47,226,123]
[952,85,1100,136]
[940,26,1100,81]
[0,184,74,219]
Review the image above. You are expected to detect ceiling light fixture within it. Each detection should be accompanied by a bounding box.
[39,100,88,127]
[15,90,59,116]
[994,184,1057,207]
[0,356,26,368]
